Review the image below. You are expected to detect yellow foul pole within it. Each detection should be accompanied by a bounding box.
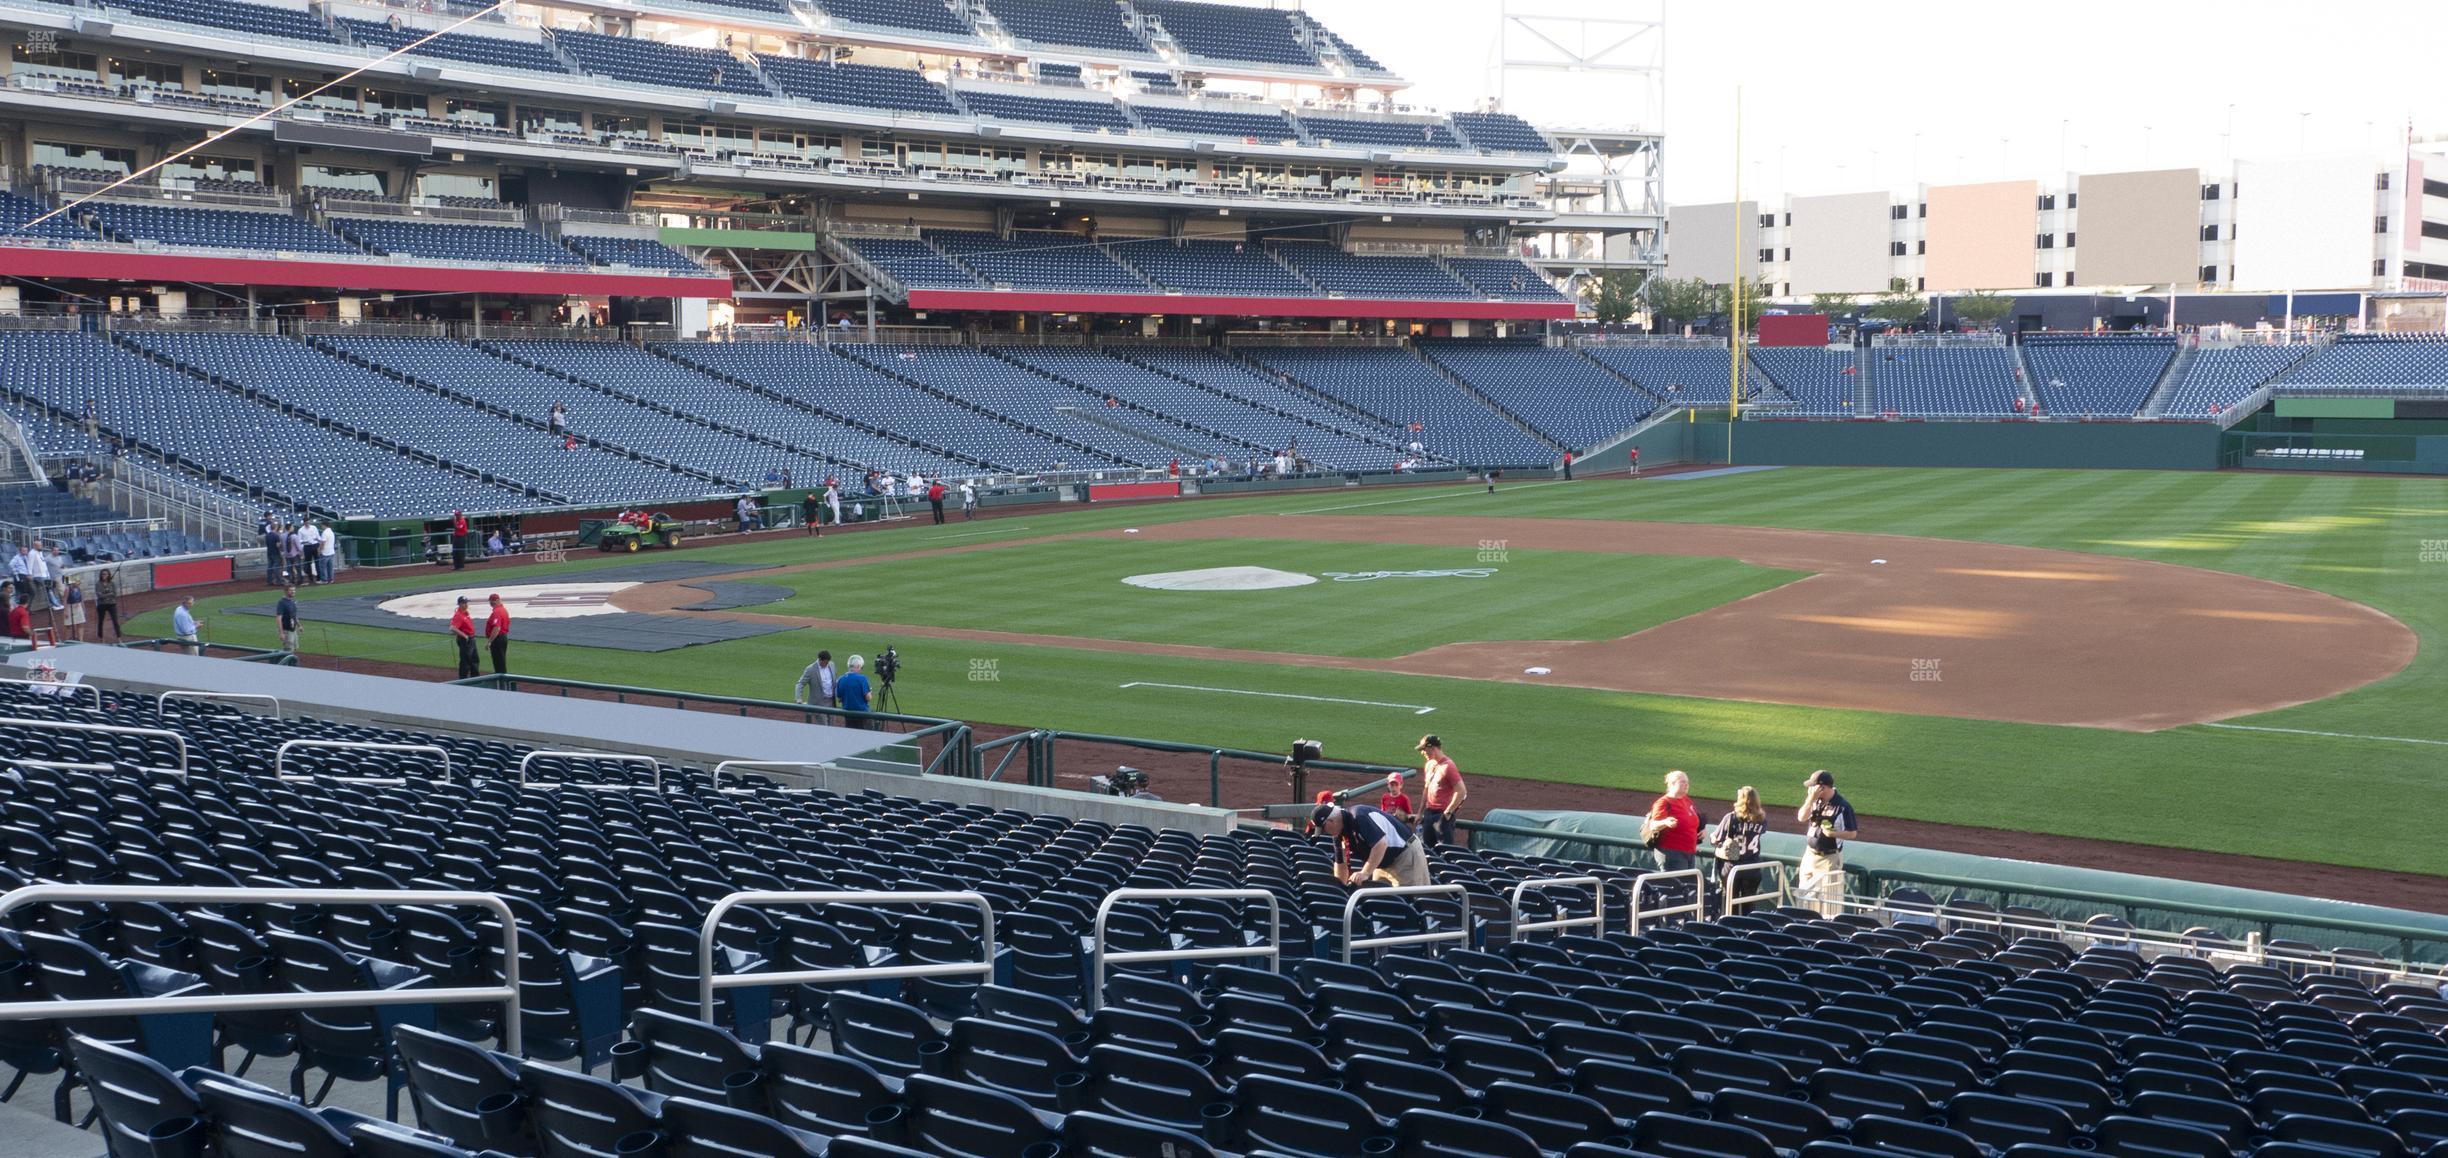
[1729,85,1744,425]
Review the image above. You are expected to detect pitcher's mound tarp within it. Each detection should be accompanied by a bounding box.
[235,561,794,652]
[674,580,794,610]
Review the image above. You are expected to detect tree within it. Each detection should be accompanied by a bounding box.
[1810,291,1857,318]
[1949,288,2016,330]
[1862,277,1926,327]
[1724,276,1775,332]
[1581,270,1648,325]
[1644,276,1716,333]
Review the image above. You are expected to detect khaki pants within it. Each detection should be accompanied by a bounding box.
[1366,841,1431,888]
[1797,847,1845,916]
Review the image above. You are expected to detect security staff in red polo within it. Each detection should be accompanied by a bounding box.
[1312,802,1429,888]
[484,593,512,675]
[449,596,480,679]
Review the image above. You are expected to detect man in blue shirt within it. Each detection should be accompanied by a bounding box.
[1311,802,1428,888]
[1795,769,1860,917]
[170,597,202,656]
[836,653,872,726]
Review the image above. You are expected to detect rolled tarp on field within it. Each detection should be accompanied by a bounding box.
[1478,809,2448,965]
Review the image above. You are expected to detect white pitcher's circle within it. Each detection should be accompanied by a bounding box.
[379,582,639,620]
[1122,567,1317,592]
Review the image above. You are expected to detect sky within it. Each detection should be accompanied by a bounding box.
[1301,0,2448,205]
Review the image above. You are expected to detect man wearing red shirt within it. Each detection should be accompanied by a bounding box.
[484,593,512,675]
[1416,734,1466,848]
[927,481,947,525]
[1378,774,1414,827]
[1628,447,1642,477]
[1646,769,1700,874]
[450,510,470,571]
[449,596,480,679]
[1562,450,1574,480]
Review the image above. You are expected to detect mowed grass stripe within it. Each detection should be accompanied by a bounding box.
[757,538,1803,658]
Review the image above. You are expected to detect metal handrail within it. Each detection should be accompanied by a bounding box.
[515,750,662,791]
[710,760,833,792]
[1628,869,1704,933]
[0,716,187,777]
[1092,888,1282,1010]
[273,739,452,785]
[1723,861,1789,915]
[1508,875,1606,939]
[0,885,521,1054]
[696,890,996,1021]
[1339,883,1470,963]
[158,690,280,719]
[0,677,100,709]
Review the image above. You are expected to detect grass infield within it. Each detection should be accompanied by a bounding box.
[136,467,2448,878]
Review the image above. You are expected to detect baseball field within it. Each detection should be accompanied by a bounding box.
[134,466,2448,883]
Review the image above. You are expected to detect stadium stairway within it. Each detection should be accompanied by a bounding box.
[1410,347,1586,455]
[1106,346,1417,459]
[828,344,1154,468]
[297,335,733,488]
[979,346,1283,462]
[473,339,866,475]
[2009,342,2042,413]
[644,343,1006,473]
[2140,344,2202,418]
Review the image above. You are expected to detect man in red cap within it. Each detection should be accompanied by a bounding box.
[449,596,479,678]
[484,593,511,674]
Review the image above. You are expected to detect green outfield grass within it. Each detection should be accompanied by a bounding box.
[759,538,1801,658]
[132,468,2448,877]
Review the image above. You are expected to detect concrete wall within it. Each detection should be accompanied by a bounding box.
[1925,180,2039,291]
[1665,200,1758,284]
[1789,191,1893,294]
[2075,168,2203,286]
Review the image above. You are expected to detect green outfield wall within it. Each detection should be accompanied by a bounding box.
[1716,419,2223,470]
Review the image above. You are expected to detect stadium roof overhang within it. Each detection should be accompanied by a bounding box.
[903,288,1574,320]
[0,247,735,298]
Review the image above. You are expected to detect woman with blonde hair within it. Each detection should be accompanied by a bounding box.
[1710,785,1768,917]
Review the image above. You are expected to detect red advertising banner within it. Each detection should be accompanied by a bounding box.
[1756,314,1831,347]
[153,557,234,588]
[1088,481,1180,501]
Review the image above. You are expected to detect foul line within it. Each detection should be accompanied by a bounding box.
[1281,480,1569,516]
[925,525,1027,541]
[2201,722,2448,747]
[1119,681,1436,715]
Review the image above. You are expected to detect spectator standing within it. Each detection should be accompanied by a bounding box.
[735,494,758,533]
[6,545,25,606]
[1710,785,1768,916]
[274,585,300,653]
[449,596,480,679]
[1645,770,1701,873]
[1796,770,1858,916]
[296,521,321,584]
[825,480,842,528]
[450,511,470,571]
[171,597,202,655]
[837,654,872,724]
[1378,774,1414,827]
[62,578,83,642]
[1416,734,1466,848]
[261,521,282,584]
[1562,450,1574,479]
[282,525,304,586]
[93,568,119,639]
[1311,803,1428,887]
[484,593,511,674]
[801,489,823,536]
[26,542,52,612]
[317,520,337,584]
[960,480,976,520]
[927,480,946,525]
[795,649,837,707]
[1628,447,1641,476]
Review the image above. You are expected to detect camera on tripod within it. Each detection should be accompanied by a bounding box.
[876,646,900,687]
[1091,765,1158,799]
[1285,739,1322,800]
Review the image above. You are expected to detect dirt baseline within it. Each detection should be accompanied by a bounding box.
[619,514,2415,732]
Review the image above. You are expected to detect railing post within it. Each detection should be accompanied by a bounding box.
[1628,869,1705,933]
[1209,750,1223,807]
[1339,883,1470,963]
[1090,887,1281,1011]
[1507,876,1607,939]
[697,891,995,1021]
